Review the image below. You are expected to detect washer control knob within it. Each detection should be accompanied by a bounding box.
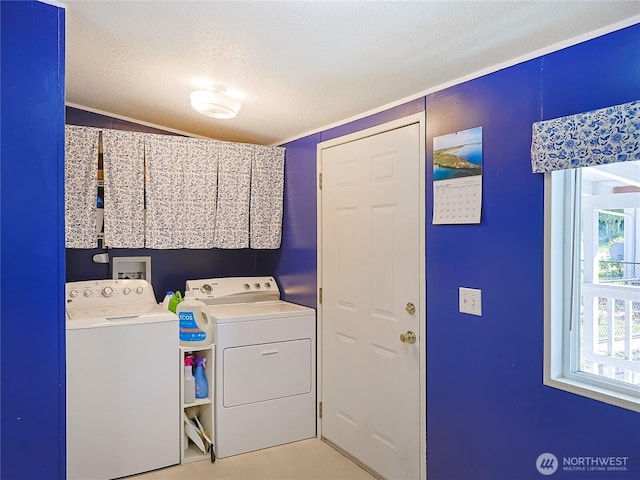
[83,289,92,297]
[264,282,271,289]
[201,284,212,293]
[254,283,261,289]
[123,287,131,295]
[69,290,78,298]
[136,286,144,294]
[243,283,250,290]
[102,286,113,297]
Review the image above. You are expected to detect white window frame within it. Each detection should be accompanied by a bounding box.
[544,169,640,413]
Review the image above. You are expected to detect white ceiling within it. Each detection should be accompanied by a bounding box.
[62,1,639,146]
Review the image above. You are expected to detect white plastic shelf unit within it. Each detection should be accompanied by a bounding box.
[180,345,215,464]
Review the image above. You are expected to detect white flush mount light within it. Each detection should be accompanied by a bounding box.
[190,88,241,119]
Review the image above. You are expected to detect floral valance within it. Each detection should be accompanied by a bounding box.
[530,100,639,173]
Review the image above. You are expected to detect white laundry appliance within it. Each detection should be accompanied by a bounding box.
[185,276,316,458]
[65,279,179,480]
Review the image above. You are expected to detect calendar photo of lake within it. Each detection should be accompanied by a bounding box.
[433,126,483,180]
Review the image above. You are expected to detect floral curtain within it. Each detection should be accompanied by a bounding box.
[179,138,220,249]
[250,145,285,249]
[65,126,285,250]
[145,135,219,248]
[145,134,184,248]
[531,100,639,173]
[64,125,100,248]
[214,142,253,249]
[102,129,146,248]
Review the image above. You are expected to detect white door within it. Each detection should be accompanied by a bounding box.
[320,118,423,480]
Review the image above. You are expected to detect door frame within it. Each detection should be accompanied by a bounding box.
[316,112,426,480]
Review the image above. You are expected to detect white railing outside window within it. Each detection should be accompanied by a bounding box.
[580,283,640,386]
[580,191,640,391]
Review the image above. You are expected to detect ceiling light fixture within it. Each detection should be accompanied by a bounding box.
[190,87,241,119]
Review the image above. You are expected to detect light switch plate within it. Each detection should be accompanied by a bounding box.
[459,287,482,316]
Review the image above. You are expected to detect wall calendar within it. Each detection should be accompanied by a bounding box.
[432,126,483,224]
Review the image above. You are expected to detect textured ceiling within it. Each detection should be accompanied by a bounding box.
[62,1,639,145]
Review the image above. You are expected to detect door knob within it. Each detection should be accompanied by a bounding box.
[400,331,416,344]
[405,302,416,315]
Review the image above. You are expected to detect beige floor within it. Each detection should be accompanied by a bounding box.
[131,438,377,480]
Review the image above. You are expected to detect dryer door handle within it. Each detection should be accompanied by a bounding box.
[260,349,279,357]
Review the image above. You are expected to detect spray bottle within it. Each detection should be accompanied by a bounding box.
[194,357,209,399]
[184,354,196,404]
[162,291,174,310]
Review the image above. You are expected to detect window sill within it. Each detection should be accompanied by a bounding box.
[544,375,640,413]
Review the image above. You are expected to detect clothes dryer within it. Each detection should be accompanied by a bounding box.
[185,276,316,458]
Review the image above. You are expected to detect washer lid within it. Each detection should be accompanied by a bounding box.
[206,300,314,323]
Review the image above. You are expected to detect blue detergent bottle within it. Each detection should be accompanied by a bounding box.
[194,357,209,399]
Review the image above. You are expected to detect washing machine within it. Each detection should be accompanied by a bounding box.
[185,276,316,458]
[65,279,179,480]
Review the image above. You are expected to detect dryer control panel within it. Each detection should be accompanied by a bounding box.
[185,276,280,305]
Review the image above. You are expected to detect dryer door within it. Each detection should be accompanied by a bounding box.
[223,339,311,407]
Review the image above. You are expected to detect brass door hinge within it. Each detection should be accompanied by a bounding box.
[319,287,322,304]
[319,401,323,418]
[319,173,322,189]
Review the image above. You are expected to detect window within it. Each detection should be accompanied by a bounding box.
[545,160,640,412]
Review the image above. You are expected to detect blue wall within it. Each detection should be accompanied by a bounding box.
[424,26,640,480]
[278,25,640,480]
[1,2,66,478]
[3,5,637,478]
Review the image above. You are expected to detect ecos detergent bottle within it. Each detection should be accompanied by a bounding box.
[177,292,214,347]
